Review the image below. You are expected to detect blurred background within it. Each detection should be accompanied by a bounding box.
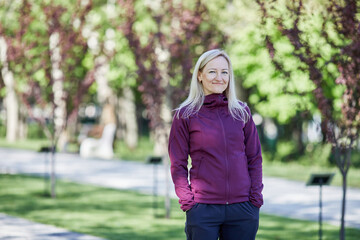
[0,0,359,239]
[1,0,359,168]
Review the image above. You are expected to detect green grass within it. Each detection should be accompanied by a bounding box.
[113,136,155,162]
[263,161,360,188]
[0,138,51,151]
[0,174,359,240]
[0,174,184,240]
[0,137,154,161]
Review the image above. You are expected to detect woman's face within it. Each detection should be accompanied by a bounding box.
[198,56,230,96]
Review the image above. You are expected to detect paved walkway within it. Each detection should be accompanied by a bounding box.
[0,147,360,239]
[0,213,105,240]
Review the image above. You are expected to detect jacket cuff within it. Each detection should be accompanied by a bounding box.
[249,194,263,208]
[250,200,262,208]
[181,201,196,212]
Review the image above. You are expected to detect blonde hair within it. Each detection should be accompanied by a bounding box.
[175,49,249,122]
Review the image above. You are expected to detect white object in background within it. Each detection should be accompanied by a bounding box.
[80,123,116,159]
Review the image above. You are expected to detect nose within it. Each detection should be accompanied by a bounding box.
[216,72,222,81]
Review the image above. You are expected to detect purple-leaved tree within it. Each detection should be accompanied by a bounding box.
[1,0,99,198]
[117,0,225,218]
[257,0,360,238]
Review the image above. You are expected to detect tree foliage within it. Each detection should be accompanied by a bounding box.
[226,1,317,123]
[117,0,226,131]
[256,0,360,238]
[0,0,101,198]
[0,0,98,138]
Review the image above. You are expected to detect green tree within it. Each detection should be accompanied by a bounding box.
[204,0,315,158]
[0,0,34,142]
[116,0,225,154]
[0,0,98,198]
[257,1,360,238]
[95,1,140,149]
[116,0,226,218]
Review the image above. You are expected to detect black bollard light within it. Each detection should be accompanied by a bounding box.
[306,173,335,240]
[147,156,163,217]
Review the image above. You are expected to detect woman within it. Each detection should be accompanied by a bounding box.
[168,49,263,240]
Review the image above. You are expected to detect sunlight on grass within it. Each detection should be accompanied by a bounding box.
[114,136,155,162]
[0,138,50,151]
[263,161,360,188]
[0,174,359,240]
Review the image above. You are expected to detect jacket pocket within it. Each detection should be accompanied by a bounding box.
[230,153,251,199]
[186,202,200,215]
[190,156,204,180]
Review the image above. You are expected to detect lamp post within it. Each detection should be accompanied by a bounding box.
[147,156,162,217]
[306,173,335,240]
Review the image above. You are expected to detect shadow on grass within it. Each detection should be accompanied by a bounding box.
[258,214,360,240]
[0,174,359,240]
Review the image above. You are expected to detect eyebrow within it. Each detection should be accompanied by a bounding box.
[207,68,229,70]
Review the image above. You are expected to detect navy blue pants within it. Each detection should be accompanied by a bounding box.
[185,202,259,240]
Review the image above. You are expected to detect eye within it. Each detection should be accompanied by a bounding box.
[222,71,229,75]
[209,70,216,74]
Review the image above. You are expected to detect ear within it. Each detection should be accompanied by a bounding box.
[198,72,202,82]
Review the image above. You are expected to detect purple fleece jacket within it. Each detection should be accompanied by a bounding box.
[168,93,263,212]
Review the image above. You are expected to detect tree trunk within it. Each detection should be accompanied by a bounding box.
[57,130,69,152]
[95,55,117,127]
[340,170,347,240]
[4,78,18,142]
[154,46,172,219]
[0,37,19,142]
[59,114,78,153]
[101,102,117,125]
[94,54,119,154]
[18,104,28,140]
[50,32,66,139]
[50,143,56,198]
[335,146,351,240]
[293,114,305,156]
[95,55,112,105]
[153,46,172,156]
[49,31,66,198]
[339,147,351,240]
[117,87,138,150]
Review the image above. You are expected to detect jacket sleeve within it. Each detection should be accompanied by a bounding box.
[244,106,264,208]
[168,113,195,211]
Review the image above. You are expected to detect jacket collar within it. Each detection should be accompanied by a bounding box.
[203,93,228,108]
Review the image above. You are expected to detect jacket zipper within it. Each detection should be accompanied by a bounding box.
[216,104,230,204]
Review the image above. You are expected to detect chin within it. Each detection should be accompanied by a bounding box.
[213,89,226,94]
